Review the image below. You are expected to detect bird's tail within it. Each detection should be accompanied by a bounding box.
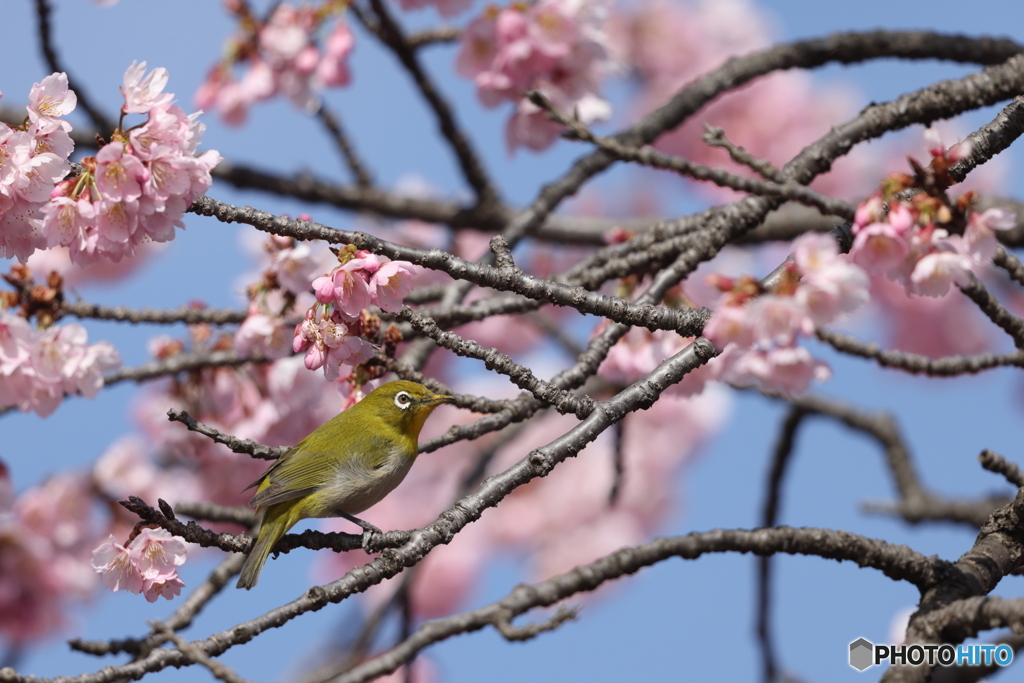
[237,508,287,590]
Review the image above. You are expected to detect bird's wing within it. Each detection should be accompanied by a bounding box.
[246,444,343,508]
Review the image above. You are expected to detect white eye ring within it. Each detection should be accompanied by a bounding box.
[394,391,412,410]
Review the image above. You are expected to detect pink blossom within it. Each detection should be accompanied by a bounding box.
[330,264,372,318]
[908,250,974,297]
[131,528,188,583]
[854,194,885,228]
[197,9,357,123]
[234,310,293,360]
[292,310,374,380]
[92,529,187,602]
[0,318,121,417]
[142,576,185,602]
[27,73,77,134]
[91,536,145,594]
[0,468,98,642]
[32,126,75,160]
[598,326,708,396]
[457,0,614,152]
[7,142,69,203]
[609,0,869,201]
[142,144,193,202]
[852,222,910,276]
[94,142,146,201]
[120,61,173,114]
[91,436,202,520]
[312,274,337,303]
[759,346,832,393]
[869,274,991,358]
[963,207,1016,263]
[748,295,813,347]
[456,14,499,79]
[723,346,831,394]
[703,303,754,350]
[0,197,47,261]
[793,233,869,324]
[316,21,355,87]
[260,5,313,63]
[0,313,32,371]
[887,202,915,234]
[369,260,419,313]
[33,65,220,265]
[267,241,336,296]
[924,127,971,162]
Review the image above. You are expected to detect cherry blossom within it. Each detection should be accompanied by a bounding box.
[120,61,173,114]
[195,4,356,124]
[849,128,1016,298]
[456,0,615,152]
[27,73,77,134]
[1,469,99,642]
[0,311,122,417]
[1,77,75,262]
[91,537,145,594]
[292,247,418,381]
[92,528,188,602]
[703,232,870,394]
[9,64,221,266]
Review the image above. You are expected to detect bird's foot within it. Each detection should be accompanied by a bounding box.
[361,530,378,554]
[337,512,382,553]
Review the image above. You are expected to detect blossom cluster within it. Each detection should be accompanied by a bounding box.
[849,130,1016,297]
[456,0,615,151]
[0,73,76,262]
[703,233,870,393]
[41,62,221,265]
[196,2,355,125]
[234,233,337,360]
[91,528,188,602]
[294,246,418,381]
[0,468,99,642]
[0,309,121,417]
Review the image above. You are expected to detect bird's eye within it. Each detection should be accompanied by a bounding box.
[394,391,412,410]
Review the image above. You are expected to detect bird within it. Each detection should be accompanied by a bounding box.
[236,380,453,589]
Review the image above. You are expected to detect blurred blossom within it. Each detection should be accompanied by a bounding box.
[456,0,616,152]
[0,470,99,643]
[0,312,121,417]
[868,276,992,358]
[704,233,869,394]
[196,4,355,123]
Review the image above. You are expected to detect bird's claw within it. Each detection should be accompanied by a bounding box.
[361,529,379,554]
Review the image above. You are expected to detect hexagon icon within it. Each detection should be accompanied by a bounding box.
[849,638,874,671]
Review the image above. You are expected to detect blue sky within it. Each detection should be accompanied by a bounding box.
[3,1,1024,681]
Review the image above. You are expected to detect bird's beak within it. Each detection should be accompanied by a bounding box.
[431,392,455,406]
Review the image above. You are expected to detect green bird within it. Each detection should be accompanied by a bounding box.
[236,380,453,589]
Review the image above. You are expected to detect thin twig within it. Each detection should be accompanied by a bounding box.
[315,104,374,187]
